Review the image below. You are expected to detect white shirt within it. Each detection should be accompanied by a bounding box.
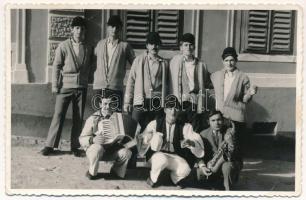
[185,61,196,91]
[71,38,84,65]
[224,70,236,101]
[161,123,176,152]
[106,38,118,67]
[142,120,204,158]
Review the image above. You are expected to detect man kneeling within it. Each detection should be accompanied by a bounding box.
[197,110,243,190]
[138,96,204,188]
[79,96,132,180]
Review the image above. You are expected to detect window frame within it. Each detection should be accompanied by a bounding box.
[122,10,184,50]
[232,10,297,63]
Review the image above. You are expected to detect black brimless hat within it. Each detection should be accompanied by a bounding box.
[71,16,86,28]
[107,15,123,27]
[146,32,162,45]
[222,47,238,60]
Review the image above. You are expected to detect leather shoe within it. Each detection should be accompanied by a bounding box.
[86,171,98,180]
[176,178,188,189]
[71,148,82,157]
[109,169,123,179]
[41,147,54,156]
[146,177,158,188]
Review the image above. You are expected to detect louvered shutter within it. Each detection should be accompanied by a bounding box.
[245,10,270,53]
[270,11,294,53]
[155,10,181,48]
[125,10,150,47]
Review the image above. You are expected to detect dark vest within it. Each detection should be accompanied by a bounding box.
[145,116,197,168]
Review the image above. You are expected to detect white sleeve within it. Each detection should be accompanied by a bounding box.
[183,124,205,158]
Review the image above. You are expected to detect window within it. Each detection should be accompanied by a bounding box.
[240,10,295,55]
[123,10,183,49]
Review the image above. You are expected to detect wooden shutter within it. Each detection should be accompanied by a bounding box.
[125,10,150,47]
[155,10,181,48]
[270,11,294,53]
[245,10,270,53]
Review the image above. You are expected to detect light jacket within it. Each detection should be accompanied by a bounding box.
[211,68,252,122]
[52,38,93,89]
[124,52,168,106]
[93,39,135,90]
[168,54,211,113]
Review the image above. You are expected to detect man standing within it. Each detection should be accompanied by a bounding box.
[210,47,257,145]
[169,33,211,116]
[124,32,167,132]
[138,96,204,188]
[197,110,242,190]
[93,15,135,112]
[41,16,93,157]
[79,96,132,180]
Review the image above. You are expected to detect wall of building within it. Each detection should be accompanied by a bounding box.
[10,9,297,138]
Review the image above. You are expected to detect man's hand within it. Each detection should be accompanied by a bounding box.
[181,139,196,148]
[248,85,258,96]
[123,104,133,114]
[200,166,212,177]
[52,87,59,94]
[93,135,105,145]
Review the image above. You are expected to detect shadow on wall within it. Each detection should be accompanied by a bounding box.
[247,100,271,127]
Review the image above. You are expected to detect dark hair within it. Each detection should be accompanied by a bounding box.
[208,109,223,119]
[71,16,86,28]
[146,32,162,45]
[179,33,195,45]
[107,15,123,28]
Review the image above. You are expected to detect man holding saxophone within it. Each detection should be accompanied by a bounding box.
[197,110,243,190]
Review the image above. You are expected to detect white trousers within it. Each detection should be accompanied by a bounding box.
[149,152,191,184]
[86,143,132,178]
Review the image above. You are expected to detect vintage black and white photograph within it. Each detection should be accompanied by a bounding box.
[6,3,302,197]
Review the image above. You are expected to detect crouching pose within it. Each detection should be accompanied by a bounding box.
[197,110,243,190]
[79,96,133,180]
[138,95,204,188]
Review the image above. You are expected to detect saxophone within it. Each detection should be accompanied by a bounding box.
[207,121,235,173]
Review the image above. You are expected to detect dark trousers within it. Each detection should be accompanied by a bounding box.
[198,161,242,190]
[45,88,87,149]
[93,88,123,112]
[132,98,164,133]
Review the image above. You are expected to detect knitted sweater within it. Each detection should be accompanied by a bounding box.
[124,52,168,106]
[52,39,93,89]
[168,54,211,113]
[93,39,135,90]
[211,69,252,122]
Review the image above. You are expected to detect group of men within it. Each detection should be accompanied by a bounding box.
[40,15,257,190]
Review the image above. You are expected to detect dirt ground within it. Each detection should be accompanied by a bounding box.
[10,136,295,191]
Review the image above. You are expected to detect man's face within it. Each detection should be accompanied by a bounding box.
[107,25,121,38]
[209,113,224,131]
[180,42,195,57]
[99,98,113,116]
[146,43,160,56]
[222,56,237,72]
[71,26,86,41]
[164,107,179,124]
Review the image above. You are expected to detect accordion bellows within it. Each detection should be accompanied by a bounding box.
[95,113,125,145]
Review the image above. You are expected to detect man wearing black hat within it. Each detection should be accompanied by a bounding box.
[93,15,135,112]
[137,95,204,188]
[41,16,93,156]
[210,47,257,146]
[124,32,168,132]
[168,33,211,123]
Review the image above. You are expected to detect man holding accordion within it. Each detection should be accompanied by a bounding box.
[197,110,243,190]
[79,95,134,180]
